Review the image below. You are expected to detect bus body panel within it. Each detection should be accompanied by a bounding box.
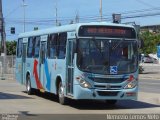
[26,58,37,89]
[49,59,66,94]
[15,58,22,84]
[15,22,139,102]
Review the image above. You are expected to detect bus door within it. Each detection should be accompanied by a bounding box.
[39,41,46,89]
[66,39,74,95]
[22,38,27,84]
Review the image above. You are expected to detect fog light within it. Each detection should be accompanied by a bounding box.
[126,92,136,96]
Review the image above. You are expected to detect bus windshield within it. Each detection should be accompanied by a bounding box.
[77,39,138,75]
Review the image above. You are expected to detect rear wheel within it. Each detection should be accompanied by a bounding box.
[58,81,67,105]
[106,100,117,105]
[26,75,33,95]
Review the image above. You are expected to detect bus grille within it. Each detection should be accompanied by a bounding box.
[94,85,121,89]
[97,91,119,96]
[89,77,126,83]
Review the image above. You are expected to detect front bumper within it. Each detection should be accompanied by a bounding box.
[73,84,138,100]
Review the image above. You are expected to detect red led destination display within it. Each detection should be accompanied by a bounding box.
[78,26,136,39]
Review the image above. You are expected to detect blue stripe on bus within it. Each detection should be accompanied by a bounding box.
[44,59,51,91]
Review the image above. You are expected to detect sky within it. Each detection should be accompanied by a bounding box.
[2,0,160,41]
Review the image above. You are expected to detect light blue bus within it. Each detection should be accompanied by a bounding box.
[16,22,139,105]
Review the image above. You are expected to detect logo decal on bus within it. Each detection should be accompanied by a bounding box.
[33,59,44,90]
[110,66,118,74]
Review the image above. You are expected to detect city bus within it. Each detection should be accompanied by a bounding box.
[15,22,139,105]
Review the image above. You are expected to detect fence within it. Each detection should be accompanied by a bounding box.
[0,55,16,80]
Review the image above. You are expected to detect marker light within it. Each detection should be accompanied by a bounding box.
[128,75,134,81]
[124,75,137,89]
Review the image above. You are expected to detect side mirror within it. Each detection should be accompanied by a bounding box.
[138,39,144,49]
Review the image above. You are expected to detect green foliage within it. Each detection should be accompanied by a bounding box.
[140,31,160,54]
[6,41,17,55]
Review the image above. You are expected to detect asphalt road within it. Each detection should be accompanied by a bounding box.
[0,78,159,113]
[139,64,160,93]
[139,79,160,94]
[0,64,160,119]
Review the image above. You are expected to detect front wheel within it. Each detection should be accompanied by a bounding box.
[26,75,33,95]
[58,82,67,105]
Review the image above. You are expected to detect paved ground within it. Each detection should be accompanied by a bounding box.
[0,64,160,119]
[0,79,159,114]
[139,63,160,79]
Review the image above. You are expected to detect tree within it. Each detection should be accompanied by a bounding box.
[140,31,160,55]
[6,41,17,55]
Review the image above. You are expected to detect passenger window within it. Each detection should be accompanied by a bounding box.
[17,38,23,58]
[47,34,58,59]
[34,36,40,58]
[58,32,67,59]
[27,37,34,58]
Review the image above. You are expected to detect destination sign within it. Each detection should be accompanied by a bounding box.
[78,26,136,39]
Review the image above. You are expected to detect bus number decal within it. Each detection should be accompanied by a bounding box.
[33,59,44,90]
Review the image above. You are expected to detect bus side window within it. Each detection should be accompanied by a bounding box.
[34,36,40,58]
[17,38,23,58]
[47,34,58,59]
[40,47,45,64]
[57,32,67,59]
[27,37,34,58]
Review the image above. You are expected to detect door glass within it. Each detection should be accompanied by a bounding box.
[67,40,74,94]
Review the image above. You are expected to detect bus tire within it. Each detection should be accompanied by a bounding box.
[26,75,33,95]
[58,81,67,105]
[106,100,117,105]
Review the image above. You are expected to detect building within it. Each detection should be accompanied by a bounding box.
[141,24,160,33]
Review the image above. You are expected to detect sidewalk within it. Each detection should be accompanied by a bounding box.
[139,63,160,80]
[139,73,160,80]
[140,63,160,66]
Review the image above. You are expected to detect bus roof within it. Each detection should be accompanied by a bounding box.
[18,22,135,38]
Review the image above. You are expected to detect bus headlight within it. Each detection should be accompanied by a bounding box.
[124,80,137,89]
[76,77,91,88]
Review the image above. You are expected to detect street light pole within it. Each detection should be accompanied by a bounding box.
[22,0,27,32]
[100,0,102,21]
[54,2,58,26]
[55,6,58,26]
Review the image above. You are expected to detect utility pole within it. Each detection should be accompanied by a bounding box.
[55,7,58,26]
[100,0,102,21]
[55,3,58,26]
[75,11,79,23]
[0,0,6,56]
[22,0,27,32]
[0,0,6,80]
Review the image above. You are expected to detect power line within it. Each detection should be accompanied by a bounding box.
[5,6,160,23]
[4,5,21,18]
[4,6,160,26]
[135,0,156,8]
